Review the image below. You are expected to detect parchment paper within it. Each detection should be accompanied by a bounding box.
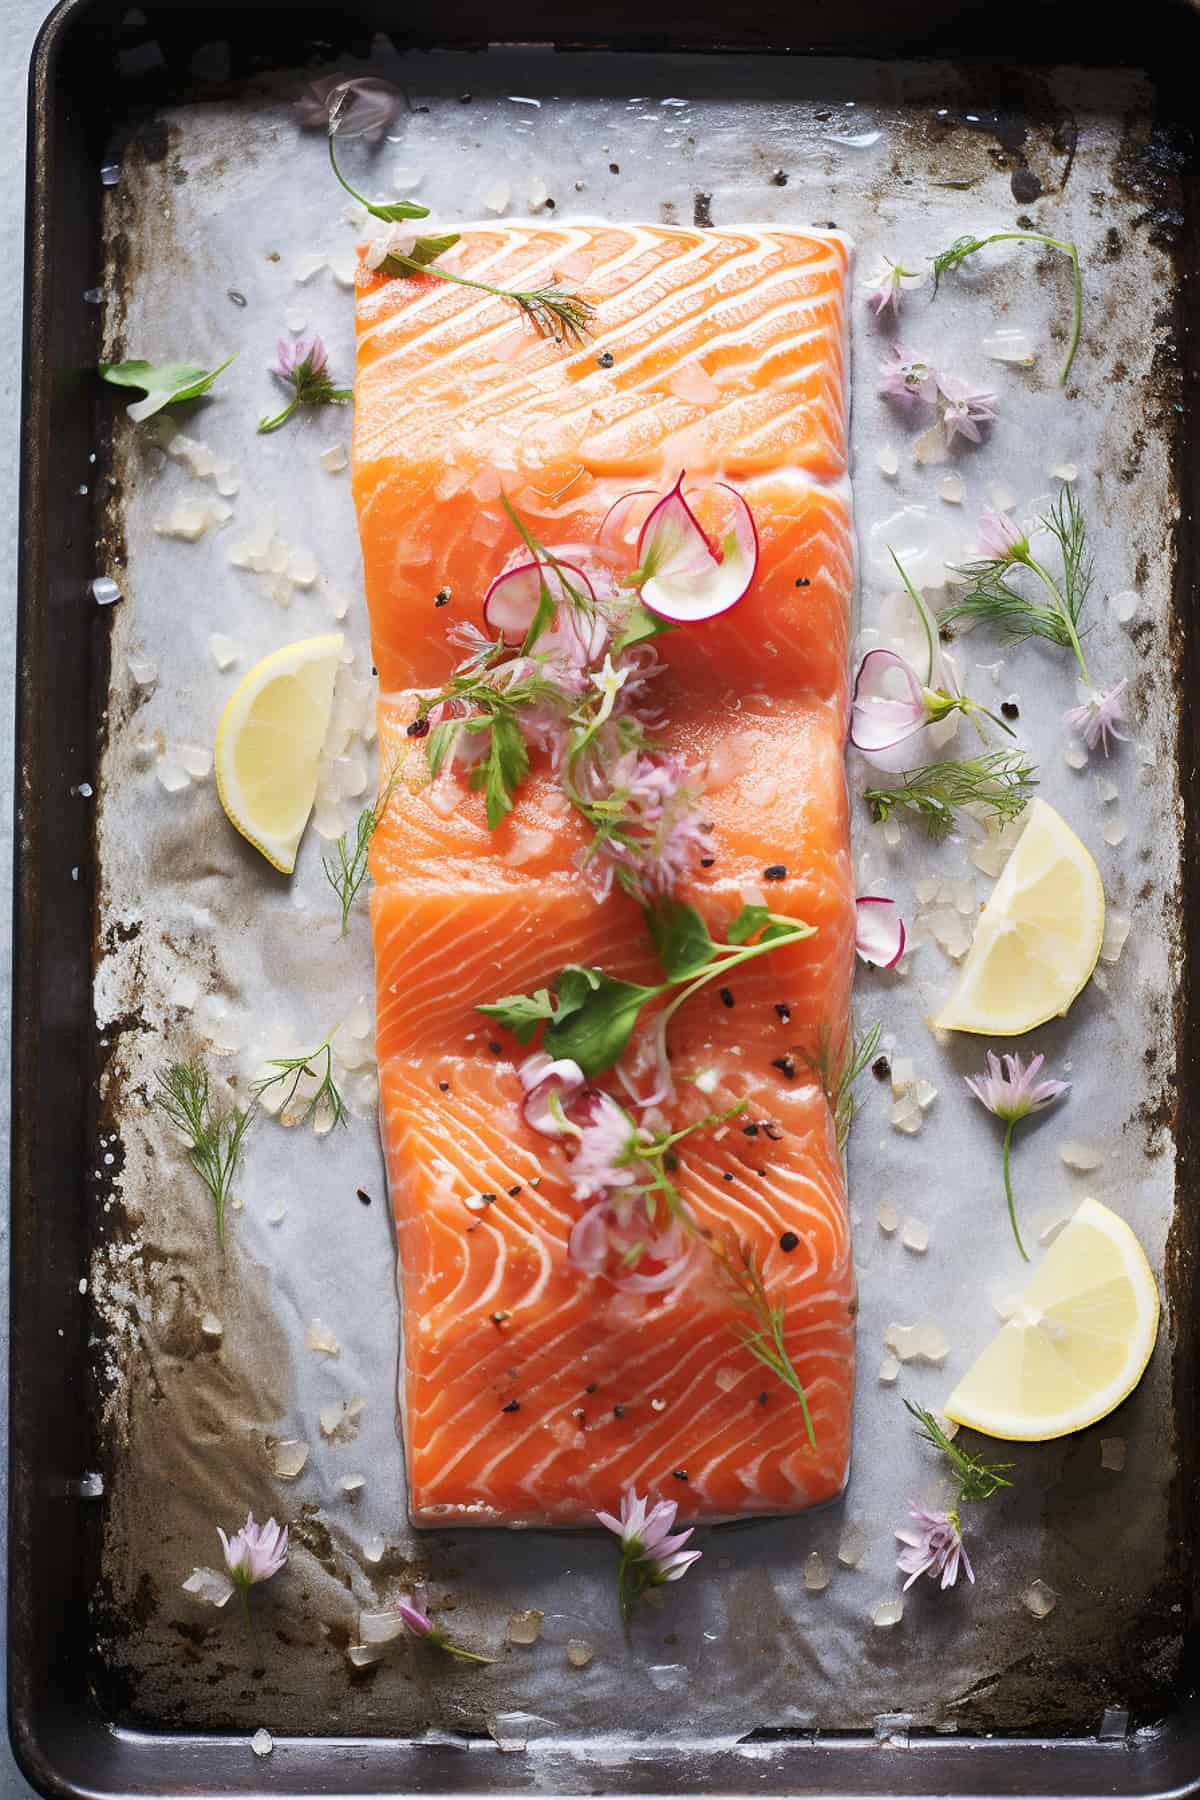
[88,49,1184,1744]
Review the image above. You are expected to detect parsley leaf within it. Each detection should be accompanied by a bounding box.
[475,712,529,830]
[544,972,660,1075]
[644,898,716,980]
[477,987,559,1044]
[99,354,236,423]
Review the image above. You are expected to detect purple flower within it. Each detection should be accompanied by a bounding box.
[895,1504,974,1590]
[1063,679,1130,756]
[218,1511,289,1588]
[395,1587,435,1638]
[597,1488,702,1606]
[965,1052,1068,1260]
[577,748,713,902]
[297,75,401,139]
[964,1051,1070,1123]
[862,258,922,317]
[975,508,1029,563]
[260,333,349,434]
[879,344,938,409]
[938,374,997,445]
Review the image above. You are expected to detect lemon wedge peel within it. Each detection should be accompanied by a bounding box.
[943,1197,1159,1443]
[933,798,1105,1036]
[214,633,344,874]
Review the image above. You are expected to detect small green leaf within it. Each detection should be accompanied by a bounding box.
[477,986,558,1044]
[367,199,431,223]
[553,964,604,1022]
[483,712,529,829]
[727,903,770,945]
[644,898,715,980]
[611,600,677,655]
[386,233,462,275]
[99,353,236,423]
[544,972,660,1077]
[425,719,457,779]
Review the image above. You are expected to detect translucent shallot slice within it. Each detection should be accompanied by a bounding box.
[855,896,907,969]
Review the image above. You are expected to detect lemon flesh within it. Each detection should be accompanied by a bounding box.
[933,798,1104,1035]
[943,1197,1159,1441]
[215,634,343,873]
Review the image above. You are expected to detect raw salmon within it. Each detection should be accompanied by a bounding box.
[353,222,856,1525]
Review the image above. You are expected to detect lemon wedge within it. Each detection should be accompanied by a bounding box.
[943,1197,1159,1441]
[215,634,343,872]
[933,798,1104,1035]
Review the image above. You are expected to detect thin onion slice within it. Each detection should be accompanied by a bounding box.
[483,560,595,640]
[636,475,759,623]
[520,1056,587,1137]
[856,896,907,969]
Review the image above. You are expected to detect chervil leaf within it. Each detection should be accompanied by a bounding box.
[483,712,529,830]
[425,719,457,779]
[99,354,236,423]
[644,898,716,980]
[477,986,558,1044]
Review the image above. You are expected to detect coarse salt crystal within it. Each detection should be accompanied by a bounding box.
[878,1353,900,1384]
[363,1533,386,1564]
[804,1551,830,1591]
[271,1439,309,1480]
[251,1728,273,1757]
[890,1058,915,1098]
[566,1639,594,1667]
[983,329,1036,366]
[872,1598,903,1629]
[1059,1139,1103,1172]
[837,1525,868,1568]
[882,817,902,848]
[91,576,122,606]
[1093,774,1119,805]
[285,306,307,333]
[877,445,899,477]
[693,1067,720,1096]
[154,499,213,542]
[1022,1579,1057,1618]
[527,176,550,211]
[877,1201,899,1235]
[1111,590,1139,625]
[209,633,240,670]
[1103,816,1127,848]
[670,363,720,405]
[915,1079,938,1111]
[156,755,191,795]
[913,423,948,467]
[347,1643,382,1667]
[319,444,349,474]
[200,1311,223,1341]
[937,474,964,505]
[485,181,511,214]
[359,1609,407,1645]
[177,743,212,780]
[507,1609,544,1646]
[890,1095,921,1135]
[1100,911,1131,964]
[293,252,327,284]
[288,547,318,589]
[1065,741,1088,771]
[1100,1436,1127,1472]
[901,1217,929,1253]
[128,655,158,687]
[339,1473,366,1494]
[306,1318,340,1355]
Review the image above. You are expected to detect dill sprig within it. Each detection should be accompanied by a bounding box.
[866,751,1038,840]
[253,1032,348,1131]
[802,1021,882,1155]
[154,1060,253,1245]
[329,130,594,348]
[905,1401,1014,1505]
[930,230,1083,386]
[943,488,1092,681]
[712,1239,817,1449]
[322,767,400,936]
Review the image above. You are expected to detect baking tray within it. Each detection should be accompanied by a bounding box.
[12,0,1200,1793]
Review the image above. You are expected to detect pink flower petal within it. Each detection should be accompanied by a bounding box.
[850,648,932,768]
[855,896,906,970]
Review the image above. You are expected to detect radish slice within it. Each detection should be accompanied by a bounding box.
[636,475,759,623]
[598,488,658,557]
[849,647,933,771]
[855,896,907,969]
[483,560,596,641]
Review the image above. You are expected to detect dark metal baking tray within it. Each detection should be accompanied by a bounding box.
[12,0,1200,1792]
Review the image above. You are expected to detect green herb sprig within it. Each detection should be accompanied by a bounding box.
[865,751,1038,840]
[100,355,236,423]
[479,898,816,1079]
[712,1238,817,1448]
[804,1020,883,1154]
[905,1402,1014,1505]
[931,230,1083,385]
[153,1060,253,1245]
[253,1032,348,1130]
[322,767,400,935]
[942,488,1093,682]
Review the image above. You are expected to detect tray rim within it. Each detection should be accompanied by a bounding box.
[10,0,1200,1795]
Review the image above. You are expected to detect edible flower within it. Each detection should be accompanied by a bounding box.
[862,258,923,317]
[297,74,401,139]
[258,333,352,434]
[390,1584,496,1664]
[182,1510,288,1656]
[596,1488,702,1620]
[1063,678,1130,756]
[855,896,906,969]
[895,1503,973,1590]
[938,374,997,446]
[973,508,1029,564]
[878,344,937,409]
[964,1051,1069,1259]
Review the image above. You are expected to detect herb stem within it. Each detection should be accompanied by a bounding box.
[257,395,299,435]
[888,546,938,688]
[1002,1119,1029,1262]
[1023,552,1089,683]
[937,230,1081,386]
[652,920,812,1080]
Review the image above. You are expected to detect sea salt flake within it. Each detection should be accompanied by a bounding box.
[359,1609,406,1645]
[878,445,899,477]
[209,633,240,670]
[127,655,158,687]
[872,1598,904,1629]
[271,1439,309,1480]
[1100,1436,1127,1472]
[566,1639,594,1667]
[293,252,327,283]
[890,1058,915,1098]
[288,547,318,589]
[878,1353,901,1384]
[306,1318,340,1356]
[804,1551,830,1591]
[1100,911,1131,965]
[507,1609,545,1646]
[1060,1139,1103,1172]
[913,423,948,467]
[1022,1579,1057,1619]
[91,576,122,606]
[837,1525,868,1568]
[890,1094,922,1135]
[154,498,213,542]
[983,329,1036,366]
[1103,815,1127,847]
[937,474,964,505]
[347,1643,382,1667]
[251,1729,273,1758]
[319,444,349,474]
[1093,774,1119,805]
[178,743,212,780]
[363,1533,386,1564]
[339,1473,366,1494]
[200,1310,223,1341]
[901,1217,929,1253]
[1065,741,1088,771]
[1111,589,1139,625]
[877,1201,900,1235]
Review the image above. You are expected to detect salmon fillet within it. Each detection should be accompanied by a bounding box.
[353,222,856,1526]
